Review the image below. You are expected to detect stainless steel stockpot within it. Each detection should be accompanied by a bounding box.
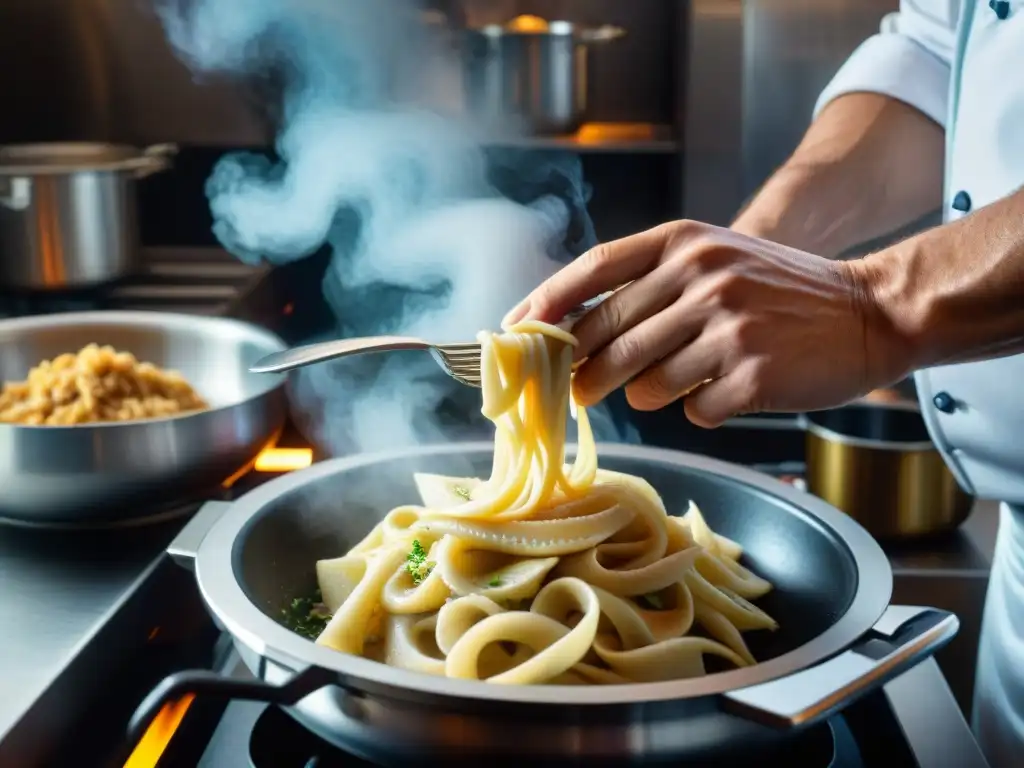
[0,143,176,290]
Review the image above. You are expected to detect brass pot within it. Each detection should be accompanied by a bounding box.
[804,403,973,540]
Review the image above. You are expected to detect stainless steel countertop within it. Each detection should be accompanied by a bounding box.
[889,510,993,575]
[0,519,188,766]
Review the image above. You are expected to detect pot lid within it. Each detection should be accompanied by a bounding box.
[0,142,177,176]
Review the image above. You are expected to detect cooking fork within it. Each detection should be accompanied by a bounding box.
[249,293,611,388]
[250,336,488,386]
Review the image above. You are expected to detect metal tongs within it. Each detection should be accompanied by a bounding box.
[248,292,611,388]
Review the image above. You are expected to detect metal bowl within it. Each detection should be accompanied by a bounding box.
[0,311,287,526]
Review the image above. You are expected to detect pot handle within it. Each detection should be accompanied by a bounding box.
[577,24,627,44]
[0,177,32,211]
[722,413,807,430]
[120,143,178,179]
[167,500,234,572]
[127,665,335,748]
[723,605,958,728]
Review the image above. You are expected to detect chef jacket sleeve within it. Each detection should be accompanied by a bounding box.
[813,2,957,128]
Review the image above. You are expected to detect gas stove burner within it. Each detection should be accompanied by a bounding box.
[246,705,861,768]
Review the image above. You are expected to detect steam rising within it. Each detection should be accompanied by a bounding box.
[158,0,636,454]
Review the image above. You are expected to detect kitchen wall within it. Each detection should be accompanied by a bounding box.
[0,0,676,146]
[0,0,682,245]
[0,0,265,146]
[0,0,901,234]
[684,0,900,226]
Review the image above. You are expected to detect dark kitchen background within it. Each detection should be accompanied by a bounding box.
[0,0,895,233]
[0,0,896,464]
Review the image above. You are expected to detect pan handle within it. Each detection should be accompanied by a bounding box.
[577,24,627,44]
[120,143,178,179]
[167,501,234,571]
[723,388,918,430]
[127,665,335,747]
[722,605,958,728]
[722,414,806,430]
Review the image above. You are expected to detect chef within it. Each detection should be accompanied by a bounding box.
[504,2,1024,764]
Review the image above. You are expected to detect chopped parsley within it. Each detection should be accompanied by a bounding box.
[453,484,471,501]
[406,539,434,585]
[488,576,502,588]
[281,589,331,640]
[639,592,664,610]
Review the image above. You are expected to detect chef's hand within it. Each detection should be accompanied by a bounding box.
[503,222,912,428]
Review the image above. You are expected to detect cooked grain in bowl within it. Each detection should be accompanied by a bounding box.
[0,343,208,425]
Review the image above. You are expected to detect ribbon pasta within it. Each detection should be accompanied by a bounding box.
[313,321,778,684]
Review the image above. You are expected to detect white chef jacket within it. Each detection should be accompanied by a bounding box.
[813,2,1024,765]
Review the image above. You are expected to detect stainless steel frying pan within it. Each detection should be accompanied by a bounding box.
[0,311,287,527]
[129,443,958,764]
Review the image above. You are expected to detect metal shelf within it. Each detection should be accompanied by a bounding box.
[487,122,677,153]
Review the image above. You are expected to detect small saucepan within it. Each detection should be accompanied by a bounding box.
[803,402,973,540]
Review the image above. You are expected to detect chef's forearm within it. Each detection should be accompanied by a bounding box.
[861,187,1024,370]
[732,93,945,258]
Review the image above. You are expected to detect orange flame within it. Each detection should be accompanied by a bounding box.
[122,694,195,768]
[254,446,314,473]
